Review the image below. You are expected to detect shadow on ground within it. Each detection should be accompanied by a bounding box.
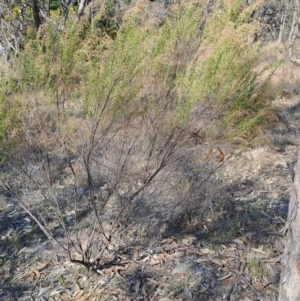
[0,198,49,300]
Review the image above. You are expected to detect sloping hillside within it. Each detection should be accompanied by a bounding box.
[0,0,299,300]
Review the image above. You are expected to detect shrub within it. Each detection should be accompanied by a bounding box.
[50,0,60,10]
[0,0,277,271]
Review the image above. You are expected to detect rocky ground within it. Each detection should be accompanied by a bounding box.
[1,71,300,300]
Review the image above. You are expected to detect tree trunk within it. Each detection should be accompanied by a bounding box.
[75,0,87,23]
[32,0,42,30]
[279,148,300,300]
[288,0,300,64]
[44,0,50,17]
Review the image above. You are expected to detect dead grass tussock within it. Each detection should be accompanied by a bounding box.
[260,107,280,123]
[273,59,300,98]
[123,0,165,29]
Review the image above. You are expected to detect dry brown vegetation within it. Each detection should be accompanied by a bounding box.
[0,0,297,299]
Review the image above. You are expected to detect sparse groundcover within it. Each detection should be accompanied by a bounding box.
[0,0,291,300]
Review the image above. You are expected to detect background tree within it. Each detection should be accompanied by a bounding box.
[0,0,90,59]
[0,0,28,57]
[32,0,42,29]
[287,0,300,64]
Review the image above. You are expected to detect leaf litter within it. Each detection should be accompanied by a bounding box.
[1,97,300,300]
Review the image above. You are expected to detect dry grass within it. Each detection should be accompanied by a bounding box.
[1,0,299,299]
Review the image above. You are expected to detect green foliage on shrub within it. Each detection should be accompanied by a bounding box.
[94,0,121,38]
[0,79,22,162]
[78,20,152,131]
[0,0,278,159]
[174,0,277,141]
[50,0,59,10]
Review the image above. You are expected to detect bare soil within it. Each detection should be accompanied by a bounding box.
[1,91,300,300]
